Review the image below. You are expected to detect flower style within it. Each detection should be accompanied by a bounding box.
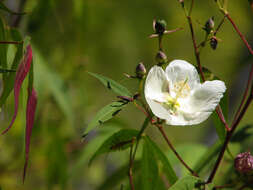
[144,60,226,125]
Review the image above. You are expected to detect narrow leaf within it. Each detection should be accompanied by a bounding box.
[169,176,200,190]
[0,17,7,70]
[1,45,32,135]
[0,2,26,15]
[141,138,159,190]
[89,129,139,165]
[23,88,37,183]
[0,28,23,106]
[84,101,126,135]
[144,136,178,185]
[88,72,132,96]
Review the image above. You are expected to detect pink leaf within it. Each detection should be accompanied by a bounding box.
[23,88,37,183]
[1,45,33,135]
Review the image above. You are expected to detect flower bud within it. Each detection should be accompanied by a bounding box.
[204,17,215,34]
[234,152,253,173]
[155,51,167,65]
[210,36,218,50]
[153,19,167,35]
[135,63,146,79]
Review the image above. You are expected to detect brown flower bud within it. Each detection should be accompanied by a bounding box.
[135,63,146,79]
[155,51,167,65]
[210,36,218,50]
[234,152,253,173]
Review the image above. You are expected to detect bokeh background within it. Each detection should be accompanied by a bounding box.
[0,0,253,189]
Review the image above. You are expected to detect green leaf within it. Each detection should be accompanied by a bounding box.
[0,2,26,15]
[193,142,221,174]
[88,72,132,96]
[89,129,139,165]
[144,136,178,185]
[33,49,74,124]
[0,28,23,107]
[231,125,253,143]
[0,16,7,73]
[212,91,228,142]
[141,137,159,190]
[169,176,201,190]
[84,101,126,135]
[98,160,141,190]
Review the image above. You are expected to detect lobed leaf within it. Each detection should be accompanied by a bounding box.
[144,136,178,185]
[88,72,132,96]
[89,129,139,165]
[84,101,126,135]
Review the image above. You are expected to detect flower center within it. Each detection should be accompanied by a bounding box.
[163,78,190,114]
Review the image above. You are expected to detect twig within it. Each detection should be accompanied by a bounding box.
[155,123,199,177]
[0,41,23,44]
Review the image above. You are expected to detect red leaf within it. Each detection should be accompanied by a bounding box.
[23,88,37,183]
[1,45,33,135]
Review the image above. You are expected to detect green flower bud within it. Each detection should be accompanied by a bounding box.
[153,19,167,35]
[135,63,146,79]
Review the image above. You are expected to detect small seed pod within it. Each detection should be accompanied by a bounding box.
[155,51,167,65]
[135,63,146,79]
[234,152,253,173]
[210,36,218,50]
[204,17,215,34]
[153,19,167,35]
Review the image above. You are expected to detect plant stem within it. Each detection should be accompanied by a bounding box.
[188,0,194,16]
[207,93,252,183]
[128,139,135,190]
[155,123,199,177]
[0,41,23,44]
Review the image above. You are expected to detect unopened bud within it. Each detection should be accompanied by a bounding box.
[135,63,146,79]
[155,51,167,65]
[153,19,167,35]
[204,17,215,34]
[210,36,218,50]
[234,152,253,173]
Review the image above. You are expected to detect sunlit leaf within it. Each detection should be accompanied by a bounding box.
[88,72,132,96]
[144,136,178,185]
[89,129,139,165]
[84,101,126,136]
[141,138,159,190]
[0,2,26,15]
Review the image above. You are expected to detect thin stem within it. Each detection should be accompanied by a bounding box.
[207,94,252,183]
[188,0,194,16]
[158,35,163,51]
[226,13,253,55]
[128,139,135,190]
[0,41,23,44]
[232,63,253,126]
[155,123,199,177]
[214,16,226,36]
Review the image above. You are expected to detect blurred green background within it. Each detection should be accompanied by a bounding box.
[0,0,252,189]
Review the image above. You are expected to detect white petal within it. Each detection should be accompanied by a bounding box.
[145,66,168,102]
[189,80,226,113]
[165,60,200,89]
[146,98,172,121]
[165,80,226,126]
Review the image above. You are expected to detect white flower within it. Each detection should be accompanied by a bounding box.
[144,60,226,126]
